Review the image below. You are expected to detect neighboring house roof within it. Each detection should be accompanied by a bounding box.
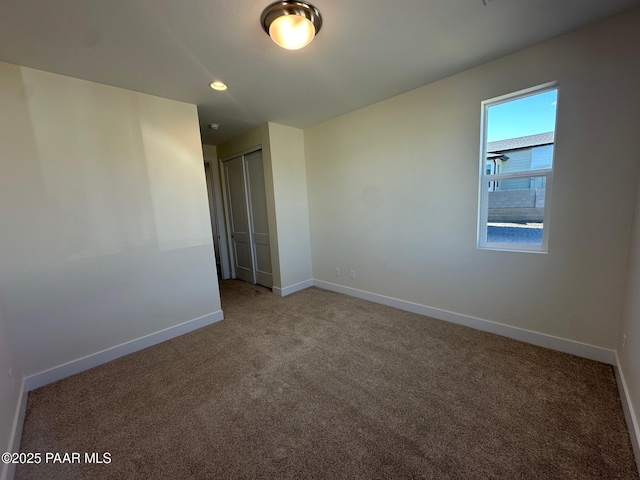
[487,132,554,153]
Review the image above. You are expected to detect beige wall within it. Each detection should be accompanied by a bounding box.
[267,123,313,289]
[0,296,21,477]
[0,62,221,378]
[304,10,640,349]
[202,144,217,158]
[619,165,640,453]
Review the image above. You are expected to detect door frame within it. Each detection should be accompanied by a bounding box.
[220,145,263,282]
[203,156,231,279]
[203,162,222,274]
[243,149,273,288]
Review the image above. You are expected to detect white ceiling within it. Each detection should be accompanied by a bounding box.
[1,0,639,145]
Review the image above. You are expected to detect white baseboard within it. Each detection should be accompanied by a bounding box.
[24,310,224,392]
[615,352,640,476]
[273,279,314,297]
[2,378,27,480]
[312,280,616,365]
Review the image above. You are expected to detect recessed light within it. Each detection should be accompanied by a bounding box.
[210,81,228,91]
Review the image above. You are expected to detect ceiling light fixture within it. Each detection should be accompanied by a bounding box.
[210,81,228,91]
[261,1,322,50]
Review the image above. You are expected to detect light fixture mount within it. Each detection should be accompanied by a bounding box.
[261,1,322,50]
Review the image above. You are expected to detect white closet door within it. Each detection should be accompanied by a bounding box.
[223,156,254,284]
[245,151,273,288]
[222,149,272,288]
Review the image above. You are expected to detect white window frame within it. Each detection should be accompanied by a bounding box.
[477,82,558,253]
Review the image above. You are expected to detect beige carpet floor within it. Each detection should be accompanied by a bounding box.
[16,280,639,479]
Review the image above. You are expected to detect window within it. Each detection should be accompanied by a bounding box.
[477,83,558,253]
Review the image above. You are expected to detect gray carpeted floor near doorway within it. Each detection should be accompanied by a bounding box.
[16,280,639,479]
